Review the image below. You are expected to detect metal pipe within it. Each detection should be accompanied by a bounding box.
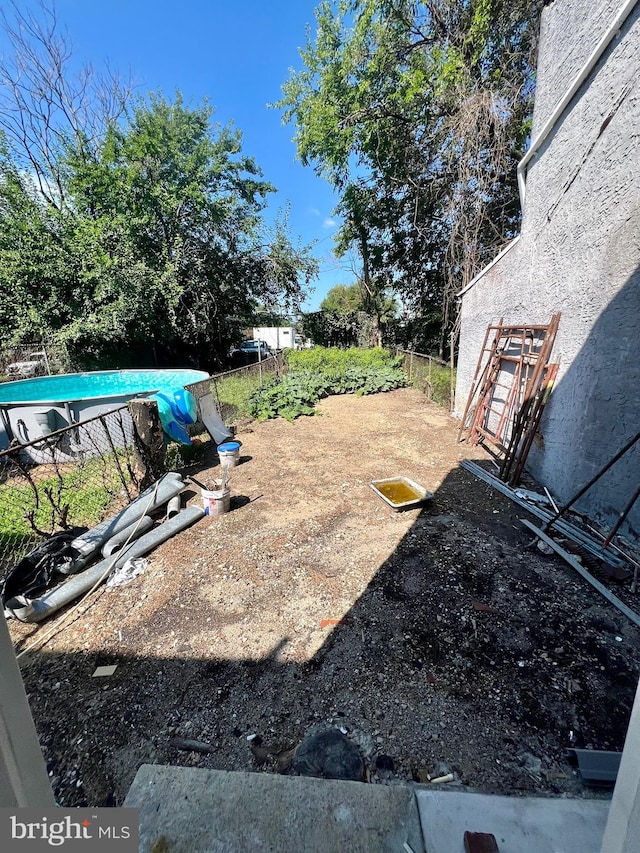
[460,460,629,570]
[604,482,640,548]
[542,429,640,532]
[521,519,640,630]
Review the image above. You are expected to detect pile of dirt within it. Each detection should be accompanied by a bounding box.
[9,388,640,806]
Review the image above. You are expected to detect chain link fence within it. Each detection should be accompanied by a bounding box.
[397,349,455,409]
[0,355,289,578]
[0,406,142,578]
[0,338,76,379]
[191,353,286,425]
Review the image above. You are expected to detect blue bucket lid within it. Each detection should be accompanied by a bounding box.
[217,441,241,452]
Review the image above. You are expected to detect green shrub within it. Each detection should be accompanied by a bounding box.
[285,345,395,373]
[250,347,405,421]
[429,363,454,407]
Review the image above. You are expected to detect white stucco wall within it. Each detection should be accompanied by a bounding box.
[456,0,640,535]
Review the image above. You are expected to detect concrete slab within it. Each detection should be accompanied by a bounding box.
[415,789,610,853]
[124,764,425,853]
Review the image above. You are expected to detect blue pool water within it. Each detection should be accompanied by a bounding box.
[0,369,209,404]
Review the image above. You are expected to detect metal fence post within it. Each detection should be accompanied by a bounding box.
[449,336,455,412]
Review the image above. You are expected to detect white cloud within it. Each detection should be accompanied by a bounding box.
[309,207,321,217]
[323,217,336,228]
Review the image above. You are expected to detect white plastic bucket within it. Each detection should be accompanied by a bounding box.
[217,441,241,469]
[201,487,231,516]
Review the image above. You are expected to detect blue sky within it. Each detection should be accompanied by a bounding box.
[3,0,355,311]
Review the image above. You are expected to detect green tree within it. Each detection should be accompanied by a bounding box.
[0,4,317,370]
[321,283,364,315]
[278,0,542,354]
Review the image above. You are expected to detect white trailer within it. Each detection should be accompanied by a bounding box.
[252,326,297,351]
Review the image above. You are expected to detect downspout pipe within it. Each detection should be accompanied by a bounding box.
[6,505,205,622]
[517,0,638,208]
[70,472,185,563]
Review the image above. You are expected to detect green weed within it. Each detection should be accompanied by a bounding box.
[250,347,405,421]
[214,374,264,420]
[0,455,133,539]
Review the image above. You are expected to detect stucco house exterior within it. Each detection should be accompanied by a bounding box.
[455,0,640,540]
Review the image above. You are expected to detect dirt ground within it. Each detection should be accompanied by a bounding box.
[9,388,640,806]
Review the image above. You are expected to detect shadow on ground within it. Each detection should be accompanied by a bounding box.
[13,461,640,807]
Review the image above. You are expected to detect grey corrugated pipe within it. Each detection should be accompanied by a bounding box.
[7,505,204,622]
[69,472,185,566]
[101,515,155,558]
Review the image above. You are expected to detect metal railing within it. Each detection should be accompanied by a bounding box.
[0,406,142,578]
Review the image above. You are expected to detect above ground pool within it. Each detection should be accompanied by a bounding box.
[0,368,209,451]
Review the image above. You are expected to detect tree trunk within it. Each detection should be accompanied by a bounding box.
[129,399,166,488]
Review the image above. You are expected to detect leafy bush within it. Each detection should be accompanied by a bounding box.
[250,347,404,421]
[286,345,394,373]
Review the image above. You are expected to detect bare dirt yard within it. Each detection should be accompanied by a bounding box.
[10,387,640,806]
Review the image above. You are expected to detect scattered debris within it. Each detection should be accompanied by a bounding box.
[544,487,559,514]
[320,618,350,629]
[374,754,395,773]
[1,527,88,616]
[472,602,498,614]
[514,488,550,505]
[292,728,364,781]
[248,739,296,772]
[430,772,454,784]
[92,665,117,678]
[461,460,632,572]
[106,558,149,588]
[169,737,217,755]
[521,519,640,629]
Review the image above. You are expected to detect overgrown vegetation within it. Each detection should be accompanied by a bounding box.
[215,373,266,421]
[405,361,453,408]
[0,3,316,371]
[278,0,543,353]
[0,458,127,540]
[249,347,404,421]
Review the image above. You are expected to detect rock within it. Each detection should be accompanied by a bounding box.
[520,752,542,775]
[292,728,364,781]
